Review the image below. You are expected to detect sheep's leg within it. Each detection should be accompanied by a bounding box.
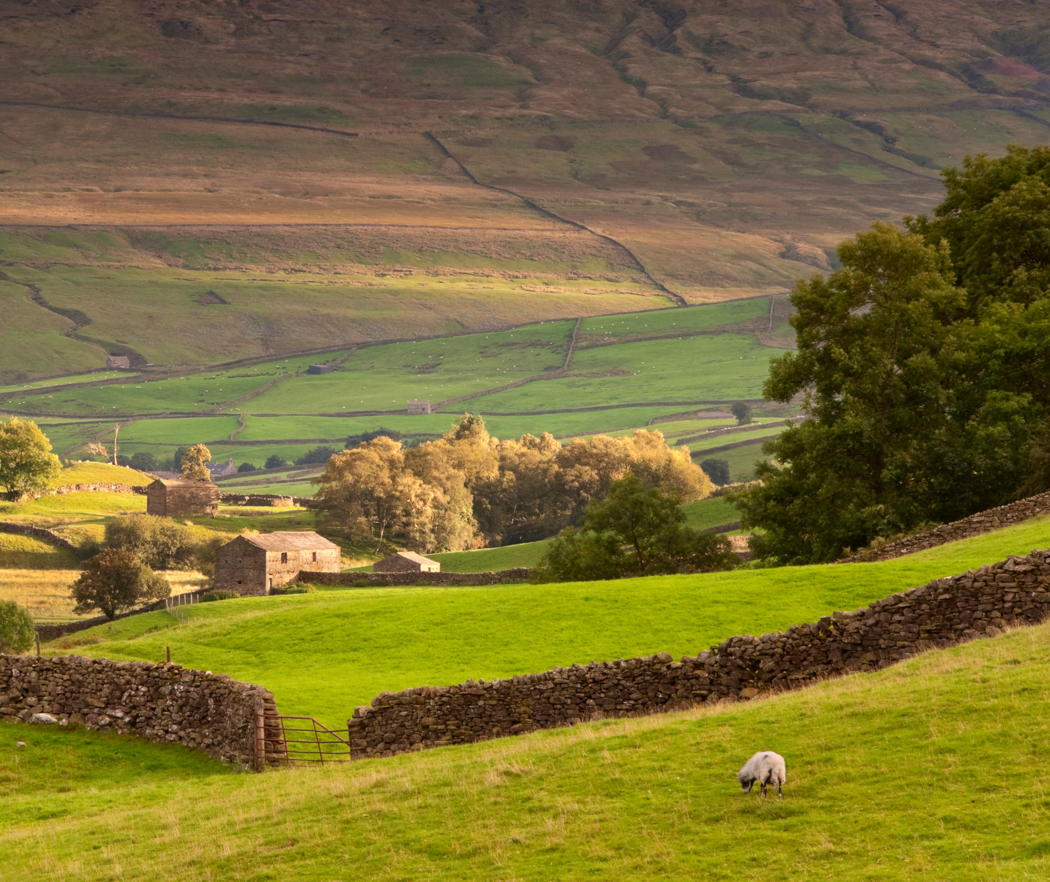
[760,780,767,797]
[777,778,783,800]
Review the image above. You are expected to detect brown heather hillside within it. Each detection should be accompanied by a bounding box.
[1,0,1050,376]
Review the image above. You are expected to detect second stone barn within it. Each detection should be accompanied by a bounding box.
[213,532,340,596]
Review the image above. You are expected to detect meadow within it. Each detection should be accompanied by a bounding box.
[44,515,1050,728]
[7,298,795,485]
[2,526,1048,879]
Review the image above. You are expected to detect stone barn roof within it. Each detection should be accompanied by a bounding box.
[240,531,340,552]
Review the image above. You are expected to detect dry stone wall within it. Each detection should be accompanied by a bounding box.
[0,521,78,552]
[840,490,1050,562]
[346,549,1050,759]
[0,655,283,770]
[299,568,531,587]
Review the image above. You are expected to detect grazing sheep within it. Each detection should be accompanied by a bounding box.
[738,751,786,799]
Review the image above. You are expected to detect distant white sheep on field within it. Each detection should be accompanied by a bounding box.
[738,751,786,799]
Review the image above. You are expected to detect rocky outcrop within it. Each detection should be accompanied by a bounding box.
[346,549,1050,759]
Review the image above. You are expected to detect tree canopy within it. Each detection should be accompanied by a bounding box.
[735,146,1050,564]
[312,415,716,553]
[0,418,61,495]
[70,548,170,620]
[531,474,738,583]
[180,443,212,481]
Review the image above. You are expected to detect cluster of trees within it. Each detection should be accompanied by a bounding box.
[312,415,715,552]
[736,146,1050,563]
[532,474,738,582]
[70,514,227,619]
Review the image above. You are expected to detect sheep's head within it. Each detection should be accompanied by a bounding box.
[739,776,755,794]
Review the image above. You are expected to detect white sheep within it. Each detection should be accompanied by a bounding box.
[738,751,787,799]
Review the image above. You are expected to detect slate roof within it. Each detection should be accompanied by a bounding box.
[388,551,439,566]
[241,531,340,552]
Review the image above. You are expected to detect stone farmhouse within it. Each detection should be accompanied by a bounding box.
[407,400,432,415]
[214,531,341,595]
[374,551,441,573]
[146,478,219,518]
[208,458,238,478]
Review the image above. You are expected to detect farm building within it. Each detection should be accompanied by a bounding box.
[106,355,131,369]
[407,400,432,415]
[307,364,335,375]
[374,551,441,573]
[146,478,219,518]
[213,531,341,595]
[208,458,238,478]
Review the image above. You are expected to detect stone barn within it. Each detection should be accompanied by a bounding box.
[307,364,335,375]
[146,478,219,518]
[213,531,341,596]
[106,355,131,369]
[407,400,432,415]
[374,551,441,574]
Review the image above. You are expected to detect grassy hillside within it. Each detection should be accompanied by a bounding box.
[4,299,794,486]
[45,514,1050,728]
[6,610,1050,879]
[3,1,1050,379]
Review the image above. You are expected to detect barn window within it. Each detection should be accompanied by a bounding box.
[312,552,317,562]
[281,552,288,563]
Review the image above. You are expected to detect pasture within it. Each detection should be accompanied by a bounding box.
[44,514,1050,727]
[2,521,1048,879]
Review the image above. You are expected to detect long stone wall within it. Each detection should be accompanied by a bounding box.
[299,568,531,587]
[346,549,1050,759]
[840,490,1050,562]
[0,655,284,770]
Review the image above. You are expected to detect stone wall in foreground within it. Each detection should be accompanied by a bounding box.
[0,655,283,770]
[840,490,1050,562]
[346,549,1050,759]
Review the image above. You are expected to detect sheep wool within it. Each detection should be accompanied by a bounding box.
[738,751,787,799]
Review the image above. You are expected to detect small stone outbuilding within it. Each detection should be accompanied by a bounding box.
[407,400,432,415]
[106,355,131,369]
[307,364,335,375]
[214,531,341,596]
[146,478,219,518]
[374,551,441,574]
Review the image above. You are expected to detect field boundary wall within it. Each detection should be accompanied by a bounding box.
[0,520,78,552]
[840,490,1050,562]
[299,568,531,587]
[346,549,1050,759]
[0,654,283,770]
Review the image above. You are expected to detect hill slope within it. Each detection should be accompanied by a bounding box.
[7,613,1050,880]
[3,1,1050,378]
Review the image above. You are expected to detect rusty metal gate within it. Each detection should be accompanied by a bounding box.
[264,714,354,765]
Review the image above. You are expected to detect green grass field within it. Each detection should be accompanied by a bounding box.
[44,514,1050,729]
[6,570,1050,879]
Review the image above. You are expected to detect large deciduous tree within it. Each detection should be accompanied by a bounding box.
[181,443,213,481]
[736,146,1050,564]
[70,548,170,620]
[0,418,61,496]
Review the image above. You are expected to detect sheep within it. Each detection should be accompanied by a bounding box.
[738,751,786,799]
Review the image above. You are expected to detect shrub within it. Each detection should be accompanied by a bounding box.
[295,445,337,466]
[237,462,258,473]
[264,454,288,469]
[104,513,197,570]
[199,589,240,603]
[700,458,731,486]
[270,584,314,595]
[0,600,35,654]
